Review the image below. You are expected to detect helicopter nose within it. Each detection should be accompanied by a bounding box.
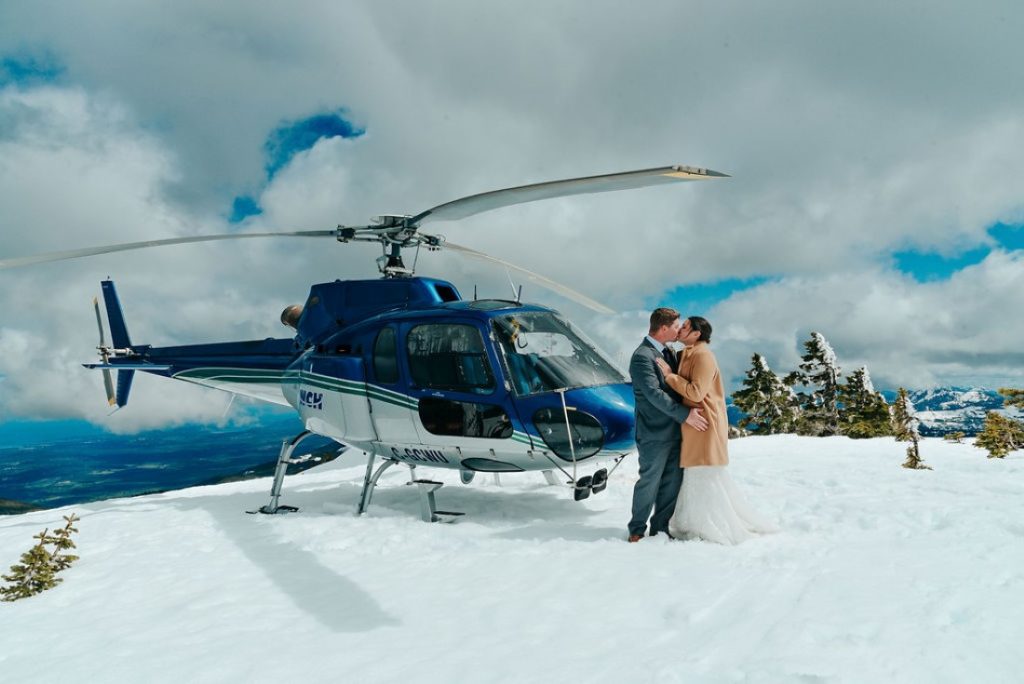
[563,384,636,452]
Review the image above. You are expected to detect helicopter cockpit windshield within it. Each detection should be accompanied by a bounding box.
[492,312,626,396]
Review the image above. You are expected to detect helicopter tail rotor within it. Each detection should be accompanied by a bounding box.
[89,281,139,409]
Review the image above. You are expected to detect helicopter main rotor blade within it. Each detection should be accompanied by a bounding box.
[410,165,728,226]
[0,230,338,270]
[440,239,615,315]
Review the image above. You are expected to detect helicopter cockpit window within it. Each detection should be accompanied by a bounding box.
[492,313,626,396]
[406,324,495,394]
[373,327,399,384]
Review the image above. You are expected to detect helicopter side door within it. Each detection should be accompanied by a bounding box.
[366,325,423,450]
[400,320,530,472]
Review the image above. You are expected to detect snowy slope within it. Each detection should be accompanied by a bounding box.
[1,436,1023,683]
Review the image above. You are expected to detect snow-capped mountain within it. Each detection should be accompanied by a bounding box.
[727,387,1021,436]
[885,387,1021,436]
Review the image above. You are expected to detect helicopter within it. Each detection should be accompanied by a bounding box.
[1,165,728,521]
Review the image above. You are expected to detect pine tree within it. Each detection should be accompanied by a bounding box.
[731,354,799,434]
[787,332,842,436]
[891,387,919,441]
[997,387,1024,409]
[838,366,893,438]
[48,514,80,572]
[975,411,1024,459]
[892,387,930,469]
[1,529,61,601]
[0,513,80,602]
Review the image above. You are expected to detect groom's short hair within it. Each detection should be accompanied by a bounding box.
[649,307,680,333]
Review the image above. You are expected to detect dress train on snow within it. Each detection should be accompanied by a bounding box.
[668,465,777,545]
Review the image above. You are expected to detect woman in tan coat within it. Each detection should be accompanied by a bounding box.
[654,316,776,545]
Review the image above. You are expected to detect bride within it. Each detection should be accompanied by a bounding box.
[653,316,777,545]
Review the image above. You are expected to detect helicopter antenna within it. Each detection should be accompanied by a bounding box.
[505,268,518,299]
[473,284,478,301]
[516,284,523,305]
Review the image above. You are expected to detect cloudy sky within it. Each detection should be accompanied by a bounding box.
[1,1,1023,431]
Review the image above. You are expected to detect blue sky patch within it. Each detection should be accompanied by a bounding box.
[892,246,991,282]
[263,111,364,178]
[893,222,1023,282]
[662,277,772,315]
[0,54,64,86]
[229,195,263,223]
[989,222,1024,251]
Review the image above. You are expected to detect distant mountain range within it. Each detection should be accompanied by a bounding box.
[726,386,1021,436]
[890,387,1022,437]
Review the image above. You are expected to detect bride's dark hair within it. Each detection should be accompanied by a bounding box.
[687,316,712,343]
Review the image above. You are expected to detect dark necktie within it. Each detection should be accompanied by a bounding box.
[662,347,674,368]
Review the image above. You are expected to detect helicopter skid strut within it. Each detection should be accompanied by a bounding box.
[357,455,464,522]
[250,430,318,514]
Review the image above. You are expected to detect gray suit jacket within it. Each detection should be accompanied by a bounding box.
[630,338,690,443]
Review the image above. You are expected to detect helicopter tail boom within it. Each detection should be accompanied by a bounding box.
[86,280,299,408]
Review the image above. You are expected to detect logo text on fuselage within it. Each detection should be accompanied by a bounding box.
[299,389,323,410]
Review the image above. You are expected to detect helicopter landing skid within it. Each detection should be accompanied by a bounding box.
[356,456,464,522]
[249,430,318,515]
[356,452,399,515]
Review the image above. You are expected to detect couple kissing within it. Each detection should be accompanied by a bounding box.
[627,308,776,545]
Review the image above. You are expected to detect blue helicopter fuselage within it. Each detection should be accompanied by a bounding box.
[96,277,638,475]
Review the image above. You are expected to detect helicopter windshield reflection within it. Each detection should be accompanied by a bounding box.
[492,312,626,395]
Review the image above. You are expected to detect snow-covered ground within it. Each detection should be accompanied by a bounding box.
[2,436,1022,683]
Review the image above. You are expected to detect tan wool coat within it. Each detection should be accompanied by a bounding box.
[664,341,730,467]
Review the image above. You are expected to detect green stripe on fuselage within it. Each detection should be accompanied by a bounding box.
[174,367,419,410]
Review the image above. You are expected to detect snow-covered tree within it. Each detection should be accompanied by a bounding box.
[892,388,930,470]
[838,366,893,438]
[891,387,919,442]
[731,354,799,434]
[975,412,1024,459]
[786,332,842,436]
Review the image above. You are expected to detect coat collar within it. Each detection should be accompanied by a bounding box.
[682,341,709,358]
[643,335,666,354]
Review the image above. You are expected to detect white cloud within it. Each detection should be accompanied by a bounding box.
[2,2,1024,429]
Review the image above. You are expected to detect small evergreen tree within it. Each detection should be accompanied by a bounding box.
[731,354,799,434]
[787,332,842,436]
[1,514,80,602]
[975,411,1024,458]
[48,514,80,572]
[892,387,930,470]
[998,387,1024,409]
[1,529,60,601]
[838,366,893,438]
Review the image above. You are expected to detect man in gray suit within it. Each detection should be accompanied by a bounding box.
[628,307,707,542]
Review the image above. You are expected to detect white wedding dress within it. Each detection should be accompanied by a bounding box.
[668,465,778,545]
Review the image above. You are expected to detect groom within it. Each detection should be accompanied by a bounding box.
[627,307,707,542]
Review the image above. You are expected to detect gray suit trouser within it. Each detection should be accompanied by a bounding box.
[628,437,683,536]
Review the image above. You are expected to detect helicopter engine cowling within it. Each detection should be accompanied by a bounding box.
[280,304,303,328]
